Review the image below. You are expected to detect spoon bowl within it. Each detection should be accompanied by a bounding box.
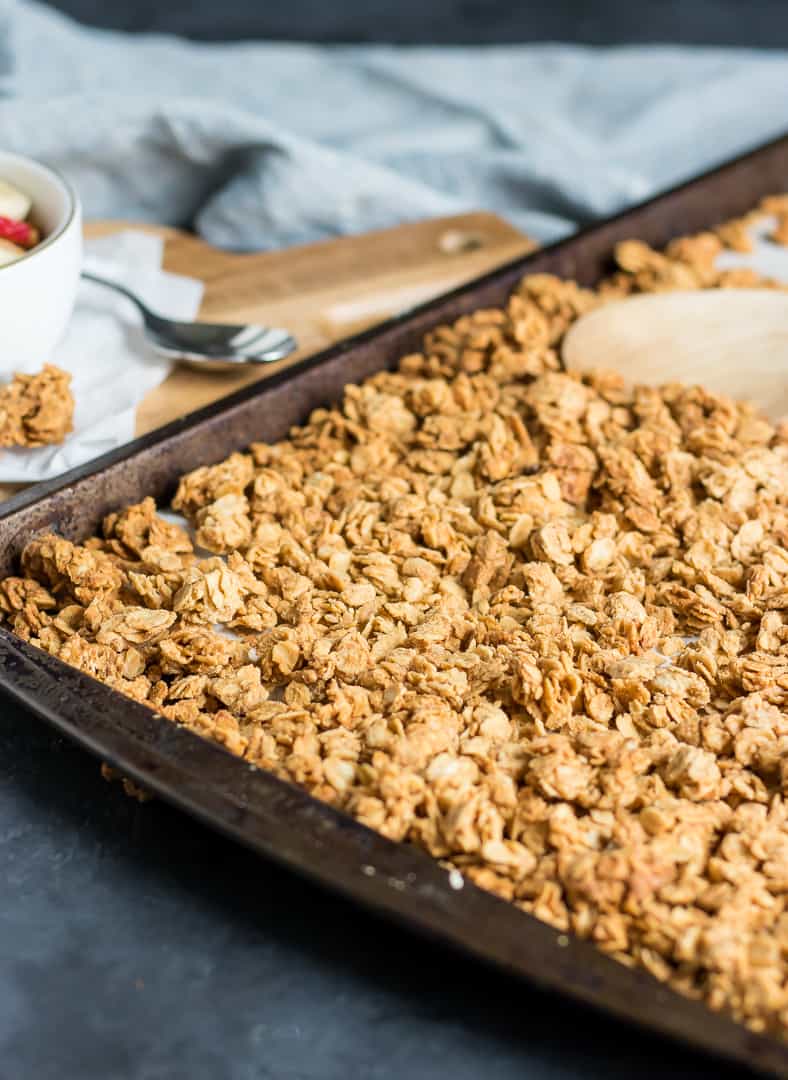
[83,271,297,371]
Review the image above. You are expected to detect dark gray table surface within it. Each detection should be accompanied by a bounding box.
[1,695,756,1079]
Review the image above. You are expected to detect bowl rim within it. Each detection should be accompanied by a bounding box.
[0,150,79,276]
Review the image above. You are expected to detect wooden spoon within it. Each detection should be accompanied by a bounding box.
[562,289,788,421]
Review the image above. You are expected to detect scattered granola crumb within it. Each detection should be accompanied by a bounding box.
[0,364,74,451]
[100,763,153,803]
[6,196,788,1043]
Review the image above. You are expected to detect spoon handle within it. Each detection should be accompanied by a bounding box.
[81,271,157,323]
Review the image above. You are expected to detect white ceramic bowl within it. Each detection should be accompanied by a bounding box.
[0,151,82,373]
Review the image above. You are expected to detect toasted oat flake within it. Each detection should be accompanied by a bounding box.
[5,197,788,1042]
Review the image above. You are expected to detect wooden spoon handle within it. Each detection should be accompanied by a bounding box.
[563,289,788,420]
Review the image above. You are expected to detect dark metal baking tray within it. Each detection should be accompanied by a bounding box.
[2,134,788,1078]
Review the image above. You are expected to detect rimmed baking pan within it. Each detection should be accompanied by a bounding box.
[2,134,788,1078]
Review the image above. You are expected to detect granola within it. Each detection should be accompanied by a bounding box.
[4,196,788,1041]
[0,364,74,450]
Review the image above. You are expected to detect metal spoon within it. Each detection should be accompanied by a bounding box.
[82,271,297,371]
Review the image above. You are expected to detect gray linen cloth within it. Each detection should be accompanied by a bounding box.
[1,0,787,250]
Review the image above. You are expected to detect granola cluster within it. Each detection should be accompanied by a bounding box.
[0,364,74,450]
[3,198,788,1040]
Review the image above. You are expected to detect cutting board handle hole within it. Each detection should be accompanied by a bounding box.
[439,229,484,255]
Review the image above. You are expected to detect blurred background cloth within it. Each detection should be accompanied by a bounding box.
[1,0,787,250]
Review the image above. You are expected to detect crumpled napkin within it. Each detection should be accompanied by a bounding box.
[0,230,203,483]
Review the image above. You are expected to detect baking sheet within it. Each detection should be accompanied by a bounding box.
[1,134,788,1078]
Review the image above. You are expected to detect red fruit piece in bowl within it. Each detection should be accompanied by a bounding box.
[0,215,39,249]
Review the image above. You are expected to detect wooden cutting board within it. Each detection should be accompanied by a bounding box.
[0,212,533,500]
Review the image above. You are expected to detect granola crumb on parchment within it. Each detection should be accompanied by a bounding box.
[0,364,74,451]
[4,199,788,1041]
